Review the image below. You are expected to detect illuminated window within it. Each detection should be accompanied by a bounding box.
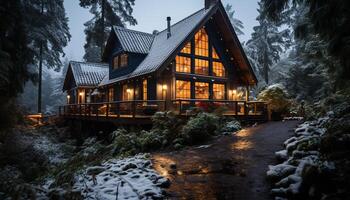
[213,61,225,77]
[195,28,209,57]
[143,79,147,101]
[113,54,128,69]
[195,82,209,99]
[122,84,133,100]
[213,84,225,100]
[195,59,209,75]
[113,56,119,70]
[212,47,219,59]
[181,42,191,54]
[120,54,128,67]
[176,80,191,99]
[176,56,191,73]
[108,87,114,102]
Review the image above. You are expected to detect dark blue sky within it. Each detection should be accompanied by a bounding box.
[63,0,259,61]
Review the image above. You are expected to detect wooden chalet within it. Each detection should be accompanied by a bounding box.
[61,0,268,123]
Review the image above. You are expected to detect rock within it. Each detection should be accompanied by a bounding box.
[156,177,171,188]
[275,150,288,161]
[122,163,137,171]
[142,160,151,168]
[169,163,177,170]
[267,164,297,181]
[86,166,105,175]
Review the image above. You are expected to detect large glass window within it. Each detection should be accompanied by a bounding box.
[195,59,209,75]
[113,56,119,70]
[213,61,225,77]
[213,83,225,100]
[176,80,191,99]
[195,82,209,99]
[180,42,191,54]
[195,28,209,57]
[176,56,191,73]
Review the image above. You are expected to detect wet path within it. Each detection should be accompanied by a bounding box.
[151,121,300,200]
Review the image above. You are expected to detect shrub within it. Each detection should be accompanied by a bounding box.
[110,128,140,156]
[151,111,183,141]
[221,120,241,134]
[181,112,219,144]
[138,130,165,152]
[258,84,291,118]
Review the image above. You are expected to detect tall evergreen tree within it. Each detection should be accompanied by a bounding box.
[80,0,137,62]
[225,4,244,36]
[246,2,291,84]
[261,0,350,88]
[22,0,70,113]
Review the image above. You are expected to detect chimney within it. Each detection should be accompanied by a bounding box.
[205,0,218,9]
[167,16,171,39]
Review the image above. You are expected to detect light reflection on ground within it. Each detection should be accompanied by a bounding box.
[232,140,253,150]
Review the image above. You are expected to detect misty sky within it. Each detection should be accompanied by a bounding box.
[63,0,259,61]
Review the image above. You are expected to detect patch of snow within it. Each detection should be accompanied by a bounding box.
[73,154,167,200]
[196,144,212,149]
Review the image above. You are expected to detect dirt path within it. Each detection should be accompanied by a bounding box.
[151,120,300,200]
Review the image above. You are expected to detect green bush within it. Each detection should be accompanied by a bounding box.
[221,120,241,134]
[110,128,141,156]
[181,112,219,144]
[138,130,165,152]
[258,84,291,118]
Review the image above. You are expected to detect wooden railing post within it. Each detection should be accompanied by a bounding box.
[106,103,109,117]
[179,100,182,114]
[132,101,136,118]
[235,101,238,115]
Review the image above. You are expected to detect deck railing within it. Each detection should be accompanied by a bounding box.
[59,100,267,119]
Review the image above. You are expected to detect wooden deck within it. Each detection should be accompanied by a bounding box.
[59,100,268,124]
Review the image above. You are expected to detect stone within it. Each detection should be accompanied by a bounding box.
[122,163,137,171]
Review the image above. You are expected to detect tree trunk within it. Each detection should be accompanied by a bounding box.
[38,43,43,113]
[100,0,106,58]
[263,51,269,84]
[38,1,44,114]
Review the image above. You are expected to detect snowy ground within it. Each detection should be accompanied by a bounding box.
[267,113,335,199]
[72,154,168,200]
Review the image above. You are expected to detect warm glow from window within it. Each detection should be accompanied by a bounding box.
[113,54,128,69]
[195,59,209,75]
[195,82,209,99]
[120,54,128,67]
[143,79,147,101]
[195,28,209,57]
[180,42,191,54]
[213,83,225,100]
[108,87,114,102]
[113,56,119,69]
[213,61,225,77]
[176,56,191,73]
[212,47,219,59]
[176,80,191,99]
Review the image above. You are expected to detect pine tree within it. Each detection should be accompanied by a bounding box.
[0,0,36,130]
[225,4,244,36]
[246,2,291,84]
[261,0,350,88]
[22,0,71,113]
[80,0,137,62]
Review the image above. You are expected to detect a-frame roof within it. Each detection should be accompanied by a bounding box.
[63,61,108,90]
[100,1,257,86]
[113,26,155,54]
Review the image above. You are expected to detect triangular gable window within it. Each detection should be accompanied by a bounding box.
[181,42,191,54]
[212,47,220,59]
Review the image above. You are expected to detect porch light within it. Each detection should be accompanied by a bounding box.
[67,95,70,99]
[79,92,84,96]
[126,88,131,93]
[162,84,167,90]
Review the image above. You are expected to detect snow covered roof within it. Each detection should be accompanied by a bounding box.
[99,5,217,86]
[113,26,155,54]
[64,61,109,90]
